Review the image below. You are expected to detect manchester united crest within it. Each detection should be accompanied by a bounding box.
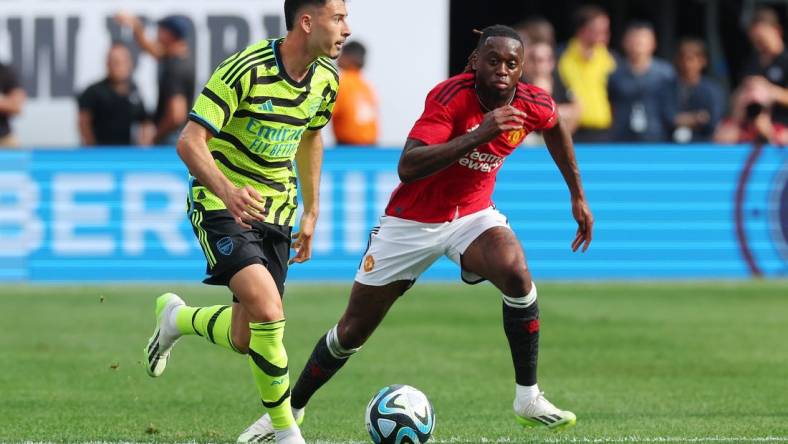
[363,255,375,272]
[506,128,526,146]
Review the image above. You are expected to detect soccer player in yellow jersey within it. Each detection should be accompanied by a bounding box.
[142,1,349,443]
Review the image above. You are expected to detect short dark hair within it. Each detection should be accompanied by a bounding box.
[340,41,367,67]
[475,25,524,51]
[572,5,607,33]
[750,7,781,30]
[284,0,343,31]
[513,16,555,47]
[623,20,655,37]
[157,15,191,40]
[677,37,708,59]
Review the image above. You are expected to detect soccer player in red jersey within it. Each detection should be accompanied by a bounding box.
[242,25,594,439]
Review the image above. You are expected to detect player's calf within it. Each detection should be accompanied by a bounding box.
[231,322,251,354]
[502,282,540,387]
[290,324,361,410]
[501,283,576,429]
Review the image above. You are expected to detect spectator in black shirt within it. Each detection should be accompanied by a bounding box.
[672,38,725,143]
[77,43,151,146]
[742,8,788,127]
[115,13,195,145]
[608,22,676,142]
[0,62,26,147]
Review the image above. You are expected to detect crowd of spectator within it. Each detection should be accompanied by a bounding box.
[1,6,788,147]
[518,5,788,145]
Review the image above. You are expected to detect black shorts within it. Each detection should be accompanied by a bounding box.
[189,207,292,297]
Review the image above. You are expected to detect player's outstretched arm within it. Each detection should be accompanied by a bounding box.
[175,122,267,228]
[290,130,323,264]
[542,120,594,252]
[398,105,527,183]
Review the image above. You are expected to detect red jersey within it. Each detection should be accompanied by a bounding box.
[384,72,559,223]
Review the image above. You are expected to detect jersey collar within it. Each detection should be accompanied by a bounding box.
[272,38,316,89]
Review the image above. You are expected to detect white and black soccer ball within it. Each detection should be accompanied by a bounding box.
[365,384,435,444]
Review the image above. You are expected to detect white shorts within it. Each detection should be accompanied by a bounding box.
[354,207,510,286]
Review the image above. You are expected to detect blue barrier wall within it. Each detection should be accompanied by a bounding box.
[0,145,785,282]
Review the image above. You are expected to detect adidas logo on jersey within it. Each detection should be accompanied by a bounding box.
[258,100,274,112]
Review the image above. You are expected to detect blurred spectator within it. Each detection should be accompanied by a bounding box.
[714,76,787,144]
[608,22,676,142]
[672,38,725,143]
[77,43,152,146]
[332,41,379,146]
[522,40,580,142]
[0,62,26,147]
[557,5,616,142]
[115,13,195,145]
[742,8,788,128]
[513,16,555,48]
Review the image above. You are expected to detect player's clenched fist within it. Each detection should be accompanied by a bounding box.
[474,105,529,143]
[220,185,268,229]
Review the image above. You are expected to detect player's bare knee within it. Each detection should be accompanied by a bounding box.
[500,265,532,297]
[244,300,284,323]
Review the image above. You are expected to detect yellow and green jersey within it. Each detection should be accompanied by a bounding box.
[188,38,338,226]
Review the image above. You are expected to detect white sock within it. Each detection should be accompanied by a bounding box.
[292,407,305,420]
[516,383,540,403]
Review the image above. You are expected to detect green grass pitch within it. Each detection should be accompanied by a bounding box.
[1,281,787,443]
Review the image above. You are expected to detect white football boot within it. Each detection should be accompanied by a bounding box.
[514,391,576,430]
[144,292,185,377]
[237,409,305,443]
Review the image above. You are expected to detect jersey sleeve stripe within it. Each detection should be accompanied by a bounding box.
[516,94,554,110]
[211,150,287,192]
[262,196,274,215]
[314,110,332,119]
[234,109,311,127]
[439,84,474,105]
[433,79,461,102]
[234,80,244,104]
[435,79,473,104]
[272,197,290,225]
[315,59,339,82]
[226,54,275,88]
[214,131,294,170]
[435,79,474,105]
[221,47,272,83]
[200,87,232,128]
[307,122,330,131]
[317,58,339,76]
[217,51,243,69]
[319,83,337,102]
[283,205,297,226]
[188,111,220,135]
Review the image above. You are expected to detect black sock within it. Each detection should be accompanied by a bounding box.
[290,333,351,409]
[502,300,540,386]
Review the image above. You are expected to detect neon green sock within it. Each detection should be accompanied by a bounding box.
[248,320,295,430]
[175,305,241,353]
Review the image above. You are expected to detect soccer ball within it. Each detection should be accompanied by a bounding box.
[365,384,435,444]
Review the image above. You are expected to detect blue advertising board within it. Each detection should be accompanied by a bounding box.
[0,145,785,282]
